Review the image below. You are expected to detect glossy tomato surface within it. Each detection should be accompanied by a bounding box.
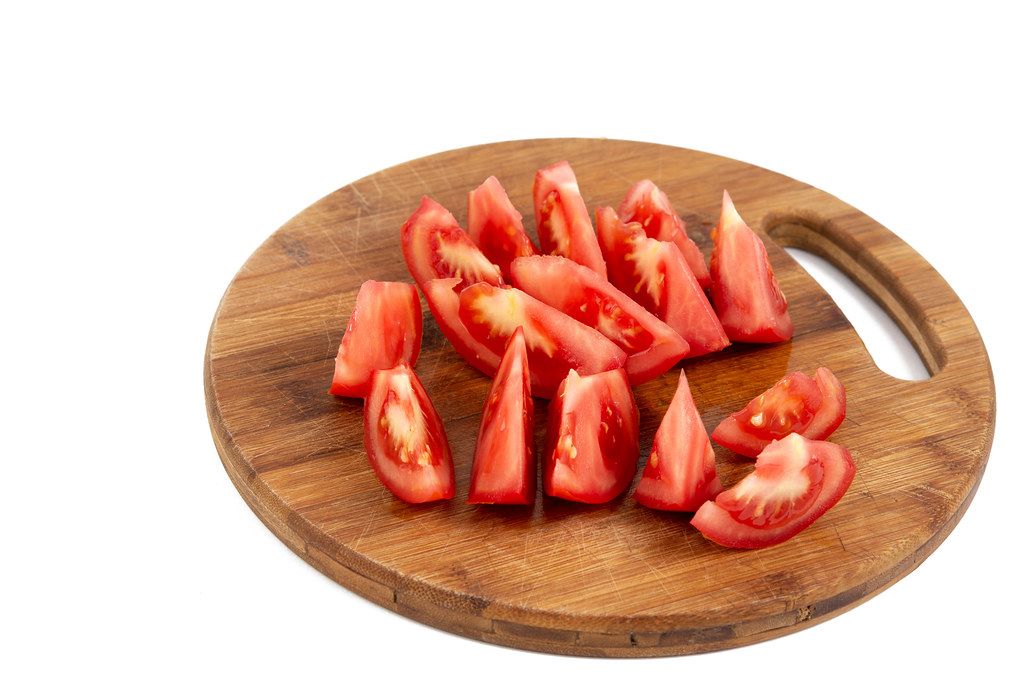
[510,255,687,385]
[709,191,793,343]
[635,369,722,511]
[458,282,627,398]
[532,161,607,278]
[596,207,729,358]
[421,277,501,377]
[544,368,639,503]
[691,433,855,549]
[401,196,503,290]
[712,367,845,457]
[467,176,538,281]
[329,280,422,398]
[363,364,455,503]
[468,328,535,505]
[619,179,710,288]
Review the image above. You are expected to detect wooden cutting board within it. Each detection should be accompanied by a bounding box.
[204,139,994,656]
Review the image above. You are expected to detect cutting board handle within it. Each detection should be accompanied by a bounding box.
[761,202,989,383]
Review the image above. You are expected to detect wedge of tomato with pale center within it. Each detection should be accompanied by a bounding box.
[468,327,535,505]
[691,433,856,549]
[421,277,501,377]
[544,368,639,503]
[709,191,793,343]
[329,280,423,398]
[363,363,455,503]
[510,254,687,386]
[712,367,846,457]
[457,282,627,398]
[467,176,538,281]
[619,179,710,289]
[596,207,729,358]
[401,196,503,291]
[635,369,723,511]
[533,160,607,278]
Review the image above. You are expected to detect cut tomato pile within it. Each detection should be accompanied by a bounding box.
[324,160,855,549]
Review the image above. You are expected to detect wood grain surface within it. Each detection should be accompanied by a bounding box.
[204,139,995,656]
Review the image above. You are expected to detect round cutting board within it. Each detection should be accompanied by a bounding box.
[204,139,994,656]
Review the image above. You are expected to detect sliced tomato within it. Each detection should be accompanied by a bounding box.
[421,277,501,377]
[458,282,627,398]
[596,207,729,358]
[635,369,723,511]
[619,179,711,288]
[510,255,688,385]
[533,161,607,278]
[712,367,846,457]
[363,363,455,503]
[467,176,538,281]
[544,368,639,503]
[329,280,422,398]
[468,328,535,505]
[691,433,855,549]
[709,191,793,343]
[401,196,503,291]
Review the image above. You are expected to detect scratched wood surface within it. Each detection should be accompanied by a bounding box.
[204,139,994,656]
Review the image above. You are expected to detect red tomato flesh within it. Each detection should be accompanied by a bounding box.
[421,277,501,377]
[635,369,723,511]
[533,161,607,278]
[363,364,455,503]
[709,191,793,343]
[712,367,846,457]
[510,255,688,385]
[467,176,538,281]
[544,368,639,503]
[401,196,503,291]
[329,280,422,398]
[619,179,711,289]
[596,207,729,358]
[691,433,855,549]
[458,282,627,398]
[468,328,535,505]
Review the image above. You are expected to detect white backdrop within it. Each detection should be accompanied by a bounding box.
[2,2,1020,680]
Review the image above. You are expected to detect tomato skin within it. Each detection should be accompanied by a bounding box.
[619,180,711,289]
[544,368,639,503]
[533,161,607,278]
[420,278,501,377]
[510,255,688,386]
[457,282,627,398]
[363,364,455,503]
[691,433,855,549]
[468,328,535,505]
[596,207,729,358]
[635,369,723,511]
[712,367,845,457]
[709,191,793,343]
[467,176,538,281]
[401,196,503,291]
[329,280,422,398]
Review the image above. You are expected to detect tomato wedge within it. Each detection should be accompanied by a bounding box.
[635,369,723,511]
[691,433,855,549]
[544,368,639,503]
[401,196,503,290]
[709,191,793,343]
[467,176,538,281]
[329,280,422,398]
[363,363,455,503]
[458,282,627,398]
[533,161,607,278]
[712,367,846,457]
[421,277,501,377]
[510,255,688,385]
[619,179,711,289]
[468,328,535,504]
[596,207,729,358]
